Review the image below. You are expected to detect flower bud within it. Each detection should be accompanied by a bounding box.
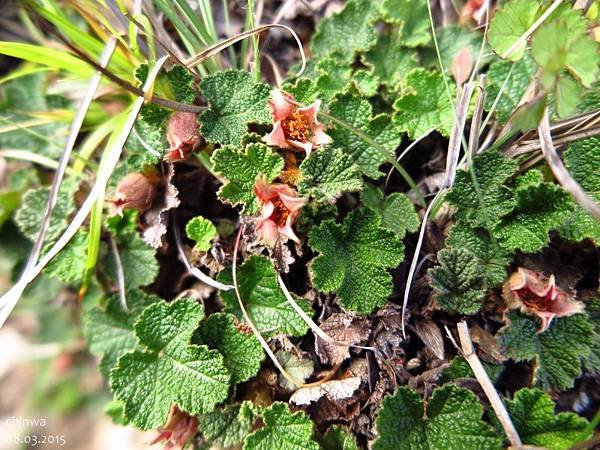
[165,111,201,162]
[111,172,157,215]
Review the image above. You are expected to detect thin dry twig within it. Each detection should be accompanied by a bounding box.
[109,234,128,311]
[454,321,523,449]
[468,76,487,158]
[538,108,600,219]
[444,81,475,187]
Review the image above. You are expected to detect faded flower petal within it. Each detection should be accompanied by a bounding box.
[504,267,585,332]
[253,178,306,246]
[265,89,332,155]
[150,406,198,450]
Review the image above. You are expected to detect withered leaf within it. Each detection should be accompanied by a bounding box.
[411,319,445,361]
[315,313,370,365]
[290,377,362,405]
[142,164,180,248]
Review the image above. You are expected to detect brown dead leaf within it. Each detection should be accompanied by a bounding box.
[142,164,180,248]
[470,324,506,363]
[315,313,370,365]
[411,319,445,361]
[290,376,362,405]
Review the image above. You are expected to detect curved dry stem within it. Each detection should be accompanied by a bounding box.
[109,234,128,312]
[538,108,600,219]
[185,23,306,78]
[232,225,339,389]
[23,37,117,274]
[277,275,375,353]
[172,218,234,292]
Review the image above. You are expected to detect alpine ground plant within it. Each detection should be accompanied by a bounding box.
[0,0,600,449]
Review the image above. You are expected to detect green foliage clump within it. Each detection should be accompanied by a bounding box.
[109,299,230,429]
[212,141,284,214]
[499,388,591,450]
[373,385,503,450]
[499,312,593,390]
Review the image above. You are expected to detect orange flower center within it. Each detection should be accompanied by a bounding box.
[281,111,311,141]
[516,288,554,312]
[269,197,290,228]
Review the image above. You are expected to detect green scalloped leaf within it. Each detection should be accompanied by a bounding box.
[310,0,381,63]
[499,311,593,390]
[373,385,503,450]
[392,69,455,139]
[329,92,402,178]
[298,148,363,203]
[196,312,264,384]
[83,290,160,378]
[493,174,573,253]
[500,388,590,450]
[445,149,518,227]
[309,207,403,314]
[244,402,319,450]
[186,216,217,252]
[212,142,284,215]
[488,0,540,61]
[199,70,271,145]
[429,247,487,315]
[109,299,230,430]
[218,255,313,337]
[560,137,600,244]
[380,0,430,47]
[361,184,420,239]
[362,33,419,87]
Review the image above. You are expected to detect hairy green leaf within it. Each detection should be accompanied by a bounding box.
[446,149,518,227]
[199,70,271,145]
[212,142,284,214]
[298,148,363,203]
[392,69,455,139]
[488,0,540,60]
[199,402,258,449]
[494,174,573,252]
[329,92,402,178]
[362,34,419,87]
[309,207,403,314]
[186,216,217,252]
[361,184,419,239]
[218,255,313,336]
[244,402,319,450]
[83,290,160,378]
[197,313,264,384]
[429,247,487,315]
[373,385,503,450]
[380,0,430,47]
[110,299,230,429]
[499,312,593,390]
[310,0,380,63]
[500,388,590,450]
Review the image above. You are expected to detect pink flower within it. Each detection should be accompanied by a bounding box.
[265,89,332,156]
[504,267,584,332]
[165,112,201,162]
[253,178,306,246]
[150,406,198,450]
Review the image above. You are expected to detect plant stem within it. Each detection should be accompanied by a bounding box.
[455,321,523,449]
